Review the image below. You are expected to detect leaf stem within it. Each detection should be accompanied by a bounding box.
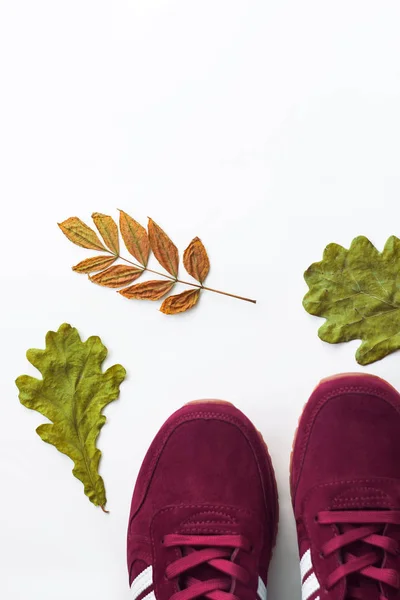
[110,251,256,304]
[199,285,257,304]
[119,253,176,281]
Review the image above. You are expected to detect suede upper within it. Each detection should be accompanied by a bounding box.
[291,374,400,600]
[127,401,278,600]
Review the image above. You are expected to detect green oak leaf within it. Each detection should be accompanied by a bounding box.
[15,323,126,510]
[303,236,400,366]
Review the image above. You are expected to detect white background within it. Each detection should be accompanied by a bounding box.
[1,1,400,598]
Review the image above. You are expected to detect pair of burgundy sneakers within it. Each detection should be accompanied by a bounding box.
[127,373,400,600]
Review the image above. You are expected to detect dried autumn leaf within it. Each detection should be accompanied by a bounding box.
[60,210,257,311]
[72,255,117,274]
[183,237,210,284]
[90,265,143,288]
[15,323,126,509]
[119,279,175,300]
[303,235,400,365]
[92,212,120,255]
[58,217,106,251]
[148,218,179,277]
[119,210,150,266]
[160,288,200,314]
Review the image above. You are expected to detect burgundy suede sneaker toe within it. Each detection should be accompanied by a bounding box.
[291,373,400,600]
[127,401,278,600]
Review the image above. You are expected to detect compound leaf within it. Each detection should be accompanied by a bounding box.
[303,235,400,365]
[60,211,257,311]
[15,323,126,509]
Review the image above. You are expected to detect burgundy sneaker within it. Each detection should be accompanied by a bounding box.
[291,373,400,600]
[127,401,278,600]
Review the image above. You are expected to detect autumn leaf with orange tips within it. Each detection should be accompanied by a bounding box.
[58,211,256,314]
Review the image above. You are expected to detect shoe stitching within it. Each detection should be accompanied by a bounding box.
[130,410,274,526]
[293,384,400,500]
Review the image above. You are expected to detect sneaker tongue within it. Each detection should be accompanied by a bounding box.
[182,561,223,587]
[342,541,383,600]
[331,488,396,510]
[331,493,388,599]
[177,508,242,536]
[347,578,379,600]
[176,510,240,587]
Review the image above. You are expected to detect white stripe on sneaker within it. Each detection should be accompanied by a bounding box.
[257,576,267,600]
[131,565,153,600]
[300,549,312,581]
[142,591,156,600]
[299,549,320,600]
[302,572,320,600]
